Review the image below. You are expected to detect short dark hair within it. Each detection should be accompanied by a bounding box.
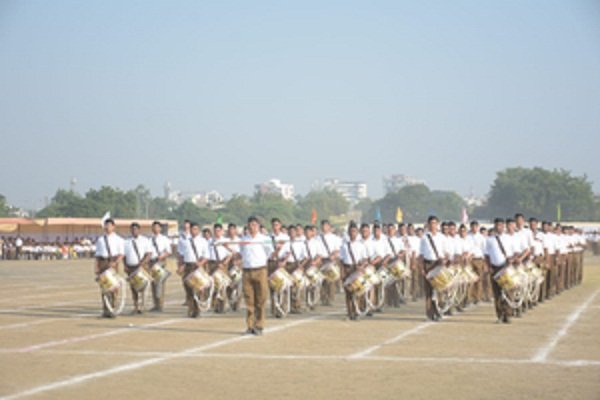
[320,219,330,226]
[529,217,538,223]
[213,223,223,230]
[515,213,525,219]
[506,218,516,224]
[427,215,438,223]
[104,218,115,226]
[228,223,237,229]
[470,220,479,227]
[130,222,140,229]
[493,218,505,224]
[247,216,259,224]
[190,222,199,228]
[271,218,281,224]
[360,223,370,230]
[152,221,162,227]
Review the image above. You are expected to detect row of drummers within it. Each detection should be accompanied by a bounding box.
[95,216,587,323]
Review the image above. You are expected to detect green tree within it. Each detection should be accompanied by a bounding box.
[172,201,217,226]
[476,167,598,221]
[295,189,349,224]
[0,194,11,217]
[368,184,465,223]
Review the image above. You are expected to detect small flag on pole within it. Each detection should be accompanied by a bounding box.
[100,211,111,227]
[557,203,561,222]
[396,207,403,223]
[461,207,469,225]
[216,212,223,225]
[311,208,317,224]
[374,207,382,223]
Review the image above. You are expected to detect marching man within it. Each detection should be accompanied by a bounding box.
[149,221,172,312]
[94,218,125,318]
[124,223,152,314]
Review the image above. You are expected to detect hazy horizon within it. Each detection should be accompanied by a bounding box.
[1,1,599,210]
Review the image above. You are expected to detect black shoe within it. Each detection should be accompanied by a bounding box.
[245,328,255,335]
[502,314,511,324]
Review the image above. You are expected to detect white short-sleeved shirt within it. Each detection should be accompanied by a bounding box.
[319,232,342,257]
[183,235,210,263]
[124,236,152,267]
[267,232,290,256]
[467,232,486,258]
[306,237,327,260]
[227,235,241,254]
[532,231,545,256]
[542,232,557,255]
[556,234,569,255]
[177,231,191,256]
[485,233,516,267]
[149,234,172,260]
[406,235,420,256]
[95,233,125,258]
[279,239,307,263]
[240,233,272,269]
[209,237,232,262]
[419,232,448,262]
[340,239,368,265]
[369,237,392,261]
[387,236,404,257]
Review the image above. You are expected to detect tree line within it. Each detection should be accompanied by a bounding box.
[2,167,599,225]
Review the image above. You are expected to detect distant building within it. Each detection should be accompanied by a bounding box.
[323,178,368,205]
[464,194,485,208]
[164,182,225,209]
[383,174,425,193]
[190,190,225,209]
[255,179,295,201]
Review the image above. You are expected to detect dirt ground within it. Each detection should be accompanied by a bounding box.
[0,255,599,400]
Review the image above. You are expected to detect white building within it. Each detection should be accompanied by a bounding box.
[383,174,425,193]
[190,190,225,209]
[323,178,368,205]
[255,179,295,201]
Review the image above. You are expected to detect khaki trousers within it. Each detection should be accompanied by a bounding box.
[242,267,268,330]
[470,258,485,303]
[97,259,117,316]
[423,260,440,320]
[490,265,511,320]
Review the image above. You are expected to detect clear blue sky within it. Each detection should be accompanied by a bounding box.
[1,0,599,210]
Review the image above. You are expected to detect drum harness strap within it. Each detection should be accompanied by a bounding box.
[132,238,142,266]
[103,235,112,259]
[320,234,332,258]
[495,235,508,269]
[305,241,313,263]
[152,237,161,262]
[347,241,357,268]
[190,237,200,263]
[426,233,441,272]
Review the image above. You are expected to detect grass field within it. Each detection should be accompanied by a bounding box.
[0,256,599,399]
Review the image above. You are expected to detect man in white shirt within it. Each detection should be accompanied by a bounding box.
[177,220,192,306]
[181,222,210,318]
[149,221,172,312]
[124,223,152,314]
[367,224,392,313]
[468,220,488,303]
[542,221,558,298]
[267,218,290,315]
[485,218,517,324]
[277,225,307,314]
[555,225,568,294]
[94,219,125,318]
[340,222,368,321]
[419,216,449,321]
[319,220,343,306]
[385,223,405,307]
[406,224,423,301]
[240,216,272,335]
[529,218,547,302]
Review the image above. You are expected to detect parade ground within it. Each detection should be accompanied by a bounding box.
[0,256,599,400]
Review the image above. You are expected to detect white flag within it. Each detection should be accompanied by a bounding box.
[101,211,111,227]
[461,207,468,225]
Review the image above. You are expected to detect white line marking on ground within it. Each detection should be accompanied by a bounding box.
[14,319,181,353]
[532,289,600,362]
[25,349,600,367]
[0,312,338,400]
[348,321,433,359]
